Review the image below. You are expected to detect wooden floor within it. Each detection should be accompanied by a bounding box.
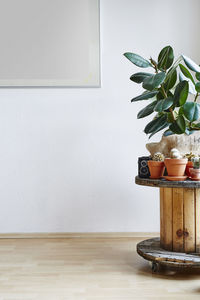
[0,237,200,299]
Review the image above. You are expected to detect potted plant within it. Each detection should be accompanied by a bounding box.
[124,46,200,139]
[184,152,195,176]
[148,152,165,179]
[190,157,200,180]
[164,148,187,177]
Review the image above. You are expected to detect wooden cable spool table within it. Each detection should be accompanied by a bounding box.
[135,176,200,271]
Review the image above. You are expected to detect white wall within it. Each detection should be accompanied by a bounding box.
[0,0,199,233]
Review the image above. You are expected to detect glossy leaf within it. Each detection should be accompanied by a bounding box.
[149,122,168,138]
[195,82,200,93]
[124,52,151,68]
[163,129,174,136]
[179,64,195,84]
[154,97,173,112]
[164,68,177,90]
[193,123,200,128]
[196,73,200,81]
[158,46,174,70]
[169,116,186,134]
[142,72,165,91]
[144,114,167,134]
[137,101,157,119]
[182,55,200,73]
[179,106,184,116]
[174,80,189,107]
[167,90,173,97]
[131,91,158,102]
[179,71,196,94]
[156,90,165,100]
[183,102,200,122]
[167,112,174,123]
[130,72,152,83]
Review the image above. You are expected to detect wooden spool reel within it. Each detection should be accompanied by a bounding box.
[160,187,200,253]
[135,177,200,254]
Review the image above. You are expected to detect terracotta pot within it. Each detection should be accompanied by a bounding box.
[164,158,188,176]
[185,161,193,176]
[189,168,200,180]
[147,161,165,179]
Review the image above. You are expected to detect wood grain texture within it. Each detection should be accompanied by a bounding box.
[0,237,200,299]
[183,188,195,253]
[161,188,173,250]
[135,176,200,188]
[137,237,200,267]
[196,189,200,253]
[160,188,164,248]
[173,188,184,252]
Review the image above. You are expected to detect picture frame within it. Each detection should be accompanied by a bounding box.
[0,0,100,87]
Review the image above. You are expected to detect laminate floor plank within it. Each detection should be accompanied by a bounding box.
[0,238,199,299]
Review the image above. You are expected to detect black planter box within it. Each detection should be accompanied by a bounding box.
[138,156,151,178]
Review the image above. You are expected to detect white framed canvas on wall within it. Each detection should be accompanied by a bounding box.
[0,0,100,87]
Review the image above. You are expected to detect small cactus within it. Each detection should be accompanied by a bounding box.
[153,152,165,161]
[170,148,182,159]
[184,152,196,161]
[192,157,200,169]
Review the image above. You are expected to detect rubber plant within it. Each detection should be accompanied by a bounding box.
[124,46,200,138]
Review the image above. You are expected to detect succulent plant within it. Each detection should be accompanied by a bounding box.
[192,157,200,169]
[184,152,196,161]
[152,152,165,161]
[170,148,182,159]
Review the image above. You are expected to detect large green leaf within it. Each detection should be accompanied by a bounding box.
[142,72,165,91]
[179,64,195,84]
[182,55,200,73]
[158,46,174,70]
[163,129,174,136]
[149,122,168,138]
[164,68,177,90]
[179,72,196,94]
[167,112,175,123]
[195,82,200,93]
[192,123,200,128]
[124,52,151,68]
[156,90,165,100]
[154,97,173,112]
[137,101,157,119]
[174,80,189,107]
[179,106,184,116]
[196,73,200,81]
[144,114,167,134]
[169,116,186,134]
[131,91,158,102]
[183,102,200,122]
[130,72,152,83]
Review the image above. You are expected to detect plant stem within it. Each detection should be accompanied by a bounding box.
[161,85,168,98]
[161,84,175,121]
[190,127,200,130]
[150,57,158,73]
[151,56,178,123]
[194,92,199,102]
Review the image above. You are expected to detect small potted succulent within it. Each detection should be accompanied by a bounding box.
[148,152,165,179]
[164,148,188,176]
[184,152,195,176]
[190,157,200,180]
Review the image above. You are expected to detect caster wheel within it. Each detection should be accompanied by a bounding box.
[151,262,158,272]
